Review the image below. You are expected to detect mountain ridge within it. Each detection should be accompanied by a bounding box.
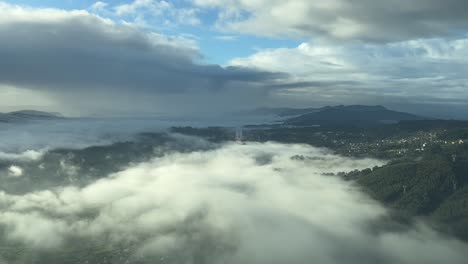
[284,105,428,126]
[0,110,64,123]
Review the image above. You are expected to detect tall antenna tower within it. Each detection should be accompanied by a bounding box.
[235,127,245,144]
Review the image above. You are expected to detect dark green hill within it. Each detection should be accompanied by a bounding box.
[358,160,457,215]
[432,186,468,239]
[355,156,468,240]
[286,105,427,126]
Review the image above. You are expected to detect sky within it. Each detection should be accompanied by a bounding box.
[0,0,467,118]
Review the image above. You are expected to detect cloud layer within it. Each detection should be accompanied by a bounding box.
[0,3,284,115]
[230,39,468,118]
[0,1,467,117]
[193,0,468,42]
[0,140,467,263]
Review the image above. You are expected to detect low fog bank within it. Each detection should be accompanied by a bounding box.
[0,116,271,158]
[0,118,189,153]
[0,139,467,264]
[0,132,217,195]
[0,118,221,195]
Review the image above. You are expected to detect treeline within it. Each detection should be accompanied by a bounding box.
[352,148,468,240]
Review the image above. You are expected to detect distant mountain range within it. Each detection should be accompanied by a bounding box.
[0,106,427,126]
[245,107,322,117]
[284,105,428,126]
[0,110,64,123]
[245,105,429,126]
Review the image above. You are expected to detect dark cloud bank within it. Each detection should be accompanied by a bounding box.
[0,5,285,116]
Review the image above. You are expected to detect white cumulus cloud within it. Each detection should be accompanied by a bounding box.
[8,165,23,177]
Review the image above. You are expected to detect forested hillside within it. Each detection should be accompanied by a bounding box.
[354,147,468,240]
